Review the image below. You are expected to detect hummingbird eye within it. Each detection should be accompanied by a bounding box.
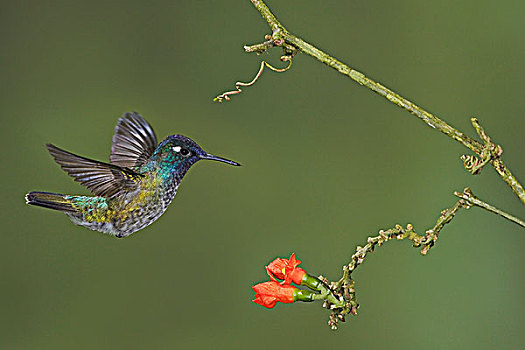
[171,146,191,157]
[180,147,190,157]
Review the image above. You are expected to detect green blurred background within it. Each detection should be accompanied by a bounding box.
[1,0,524,348]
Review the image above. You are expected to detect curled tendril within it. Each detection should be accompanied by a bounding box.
[461,154,484,174]
[214,57,293,102]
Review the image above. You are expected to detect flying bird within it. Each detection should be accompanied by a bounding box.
[25,112,240,237]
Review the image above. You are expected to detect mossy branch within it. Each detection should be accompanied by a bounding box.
[217,0,525,206]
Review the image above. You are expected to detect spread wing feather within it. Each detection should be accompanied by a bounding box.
[46,144,142,197]
[110,112,158,169]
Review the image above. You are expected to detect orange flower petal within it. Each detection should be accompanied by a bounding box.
[252,281,296,308]
[266,253,306,285]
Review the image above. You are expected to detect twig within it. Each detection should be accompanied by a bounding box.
[319,193,468,329]
[240,0,525,206]
[323,187,522,329]
[454,188,525,228]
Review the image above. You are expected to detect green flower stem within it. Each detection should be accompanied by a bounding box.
[289,274,344,307]
[300,273,323,291]
[247,0,525,206]
[293,289,315,303]
[299,273,344,307]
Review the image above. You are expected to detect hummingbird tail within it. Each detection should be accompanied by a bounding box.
[25,191,78,213]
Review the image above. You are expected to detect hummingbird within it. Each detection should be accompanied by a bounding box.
[25,112,240,238]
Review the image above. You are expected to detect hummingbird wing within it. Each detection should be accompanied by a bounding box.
[46,144,143,198]
[110,112,158,169]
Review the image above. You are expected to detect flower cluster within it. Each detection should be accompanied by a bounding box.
[252,253,322,308]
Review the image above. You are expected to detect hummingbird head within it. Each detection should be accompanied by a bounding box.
[152,135,240,180]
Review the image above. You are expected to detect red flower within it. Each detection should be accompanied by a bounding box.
[252,281,296,308]
[266,253,306,285]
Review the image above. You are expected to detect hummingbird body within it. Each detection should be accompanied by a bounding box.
[26,113,240,238]
[64,172,173,237]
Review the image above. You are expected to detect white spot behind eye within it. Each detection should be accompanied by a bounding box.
[172,146,181,152]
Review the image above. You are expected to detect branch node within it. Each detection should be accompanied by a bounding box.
[454,188,525,228]
[461,118,503,175]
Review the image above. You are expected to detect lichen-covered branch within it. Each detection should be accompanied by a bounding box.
[238,0,525,206]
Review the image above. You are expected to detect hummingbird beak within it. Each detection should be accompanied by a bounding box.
[201,153,241,166]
